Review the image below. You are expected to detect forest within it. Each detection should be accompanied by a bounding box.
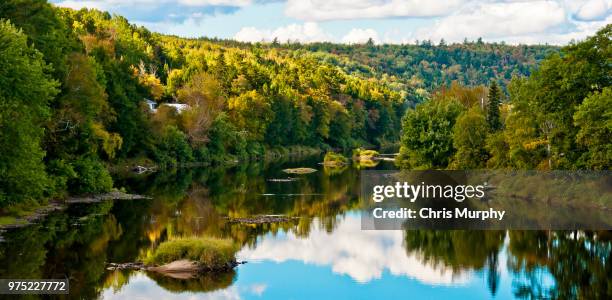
[396,24,610,171]
[205,37,558,105]
[0,0,609,211]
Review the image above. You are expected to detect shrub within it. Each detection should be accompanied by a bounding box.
[47,159,77,198]
[154,125,193,166]
[323,151,348,166]
[69,156,113,194]
[352,148,379,160]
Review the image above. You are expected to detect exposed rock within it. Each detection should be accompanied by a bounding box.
[282,168,317,174]
[67,191,151,203]
[0,202,65,230]
[148,260,205,279]
[226,215,299,224]
[107,259,244,279]
[267,177,299,182]
[106,262,146,271]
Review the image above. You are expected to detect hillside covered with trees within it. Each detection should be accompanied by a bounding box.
[0,0,604,211]
[0,1,402,208]
[397,24,611,170]
[203,38,558,105]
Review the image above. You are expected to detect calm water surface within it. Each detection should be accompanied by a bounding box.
[0,156,609,299]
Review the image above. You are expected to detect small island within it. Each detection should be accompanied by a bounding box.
[322,151,348,167]
[108,237,239,279]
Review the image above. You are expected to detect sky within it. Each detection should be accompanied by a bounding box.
[50,0,611,45]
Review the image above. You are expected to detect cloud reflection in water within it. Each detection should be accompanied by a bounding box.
[238,213,470,285]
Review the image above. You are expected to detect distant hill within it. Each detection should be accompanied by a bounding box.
[202,38,559,103]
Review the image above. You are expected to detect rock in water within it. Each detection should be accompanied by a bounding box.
[282,168,317,174]
[148,260,203,279]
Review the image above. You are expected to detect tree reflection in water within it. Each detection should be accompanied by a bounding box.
[0,158,609,299]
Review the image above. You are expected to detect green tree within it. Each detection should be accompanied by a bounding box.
[505,25,611,169]
[178,72,225,144]
[0,0,78,78]
[573,87,612,169]
[397,99,463,169]
[228,90,273,142]
[487,81,502,131]
[154,125,193,166]
[0,20,58,205]
[451,107,489,169]
[69,156,113,194]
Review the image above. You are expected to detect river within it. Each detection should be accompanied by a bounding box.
[0,155,609,299]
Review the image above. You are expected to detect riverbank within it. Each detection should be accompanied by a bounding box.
[0,190,150,231]
[108,145,323,174]
[0,145,322,231]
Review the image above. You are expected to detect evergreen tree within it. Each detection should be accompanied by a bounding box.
[487,81,502,131]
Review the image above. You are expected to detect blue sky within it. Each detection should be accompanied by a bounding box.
[50,0,611,45]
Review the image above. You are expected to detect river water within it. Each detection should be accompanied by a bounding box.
[0,155,609,299]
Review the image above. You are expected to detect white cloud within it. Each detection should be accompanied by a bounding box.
[486,15,611,44]
[412,1,568,43]
[573,0,611,20]
[54,0,612,45]
[342,28,380,44]
[100,272,242,300]
[238,214,470,284]
[234,22,333,43]
[285,0,465,21]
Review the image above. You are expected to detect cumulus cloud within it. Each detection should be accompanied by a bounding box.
[234,22,332,43]
[285,0,465,21]
[413,1,567,43]
[485,15,611,44]
[101,272,242,300]
[53,0,611,45]
[238,214,470,284]
[572,0,611,21]
[342,28,380,44]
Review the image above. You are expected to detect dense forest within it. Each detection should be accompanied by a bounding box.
[205,38,558,105]
[0,1,405,208]
[397,24,611,170]
[0,0,607,211]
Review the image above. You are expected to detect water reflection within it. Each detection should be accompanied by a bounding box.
[238,213,468,285]
[0,156,610,299]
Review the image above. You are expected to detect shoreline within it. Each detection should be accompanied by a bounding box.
[0,147,322,232]
[0,191,151,231]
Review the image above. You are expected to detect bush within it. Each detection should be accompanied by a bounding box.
[69,156,113,194]
[145,237,238,269]
[323,151,348,166]
[154,125,193,166]
[47,159,77,198]
[208,113,247,163]
[352,148,379,160]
